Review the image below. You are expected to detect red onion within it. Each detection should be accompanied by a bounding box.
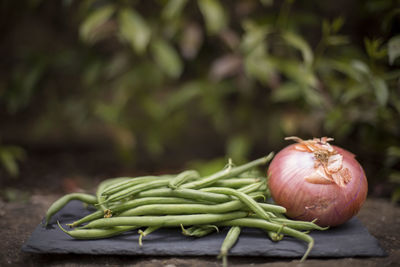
[267,137,368,227]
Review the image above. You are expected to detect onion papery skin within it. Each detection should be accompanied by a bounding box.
[267,144,368,227]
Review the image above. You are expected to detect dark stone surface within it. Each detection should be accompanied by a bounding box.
[22,200,386,258]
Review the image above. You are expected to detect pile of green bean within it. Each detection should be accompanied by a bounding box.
[44,153,327,266]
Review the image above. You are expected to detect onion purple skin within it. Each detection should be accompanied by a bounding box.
[267,144,368,227]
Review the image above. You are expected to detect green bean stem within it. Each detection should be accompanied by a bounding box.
[45,193,98,226]
[138,226,160,246]
[218,226,241,267]
[267,230,284,242]
[181,153,274,189]
[82,211,248,229]
[218,218,314,262]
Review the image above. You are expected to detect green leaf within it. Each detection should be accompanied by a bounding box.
[371,77,389,106]
[282,31,313,68]
[240,21,271,55]
[388,35,400,65]
[80,5,115,43]
[0,146,25,177]
[389,172,400,183]
[331,16,345,33]
[387,146,400,158]
[392,187,400,203]
[341,85,368,104]
[328,59,362,81]
[322,19,330,36]
[118,8,151,54]
[325,35,349,46]
[226,135,251,163]
[167,82,202,111]
[162,0,188,20]
[187,157,227,177]
[244,55,275,85]
[151,39,183,78]
[260,0,274,6]
[271,58,318,88]
[198,0,227,35]
[351,60,370,76]
[271,82,301,102]
[364,38,387,60]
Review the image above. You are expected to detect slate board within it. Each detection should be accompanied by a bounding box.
[22,200,386,258]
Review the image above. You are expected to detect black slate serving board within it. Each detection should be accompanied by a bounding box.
[22,200,386,258]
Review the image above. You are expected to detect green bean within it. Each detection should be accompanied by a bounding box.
[211,178,260,188]
[136,188,232,203]
[181,153,274,189]
[168,170,200,189]
[180,224,219,237]
[45,193,98,226]
[200,187,271,221]
[237,181,264,194]
[138,226,160,246]
[257,203,286,214]
[104,179,172,203]
[119,201,241,216]
[267,230,283,241]
[217,218,314,262]
[97,177,129,211]
[118,198,284,216]
[67,210,104,228]
[57,221,138,239]
[266,223,284,241]
[218,226,241,267]
[82,211,248,229]
[69,197,202,227]
[270,217,328,231]
[101,175,173,196]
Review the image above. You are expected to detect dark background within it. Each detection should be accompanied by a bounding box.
[0,0,399,200]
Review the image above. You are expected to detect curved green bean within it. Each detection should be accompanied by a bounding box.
[45,193,98,226]
[181,224,219,237]
[168,170,200,189]
[97,177,130,211]
[270,217,328,231]
[104,179,172,203]
[58,221,138,239]
[200,187,271,221]
[101,175,173,196]
[217,218,314,262]
[219,226,241,267]
[181,153,274,189]
[237,181,264,194]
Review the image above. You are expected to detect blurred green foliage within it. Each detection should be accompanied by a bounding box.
[0,0,399,191]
